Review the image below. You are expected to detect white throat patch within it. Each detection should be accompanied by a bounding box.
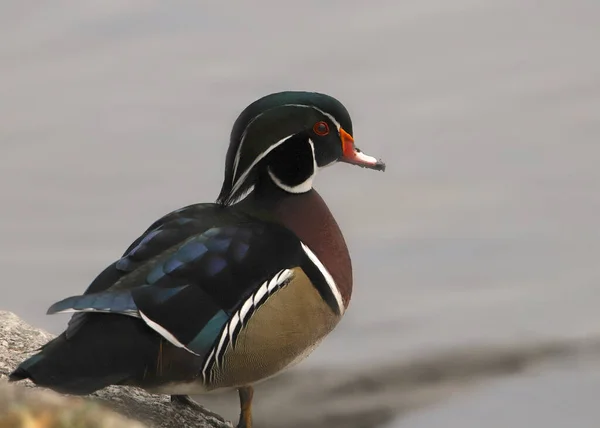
[267,139,318,194]
[230,103,341,200]
[229,134,295,199]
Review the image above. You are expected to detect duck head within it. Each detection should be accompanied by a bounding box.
[217,91,385,205]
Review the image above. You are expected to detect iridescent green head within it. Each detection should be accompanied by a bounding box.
[217,91,385,205]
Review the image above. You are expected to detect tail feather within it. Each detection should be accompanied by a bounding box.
[9,352,127,394]
[9,354,44,381]
[8,313,161,395]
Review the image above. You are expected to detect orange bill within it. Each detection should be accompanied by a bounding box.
[339,128,386,171]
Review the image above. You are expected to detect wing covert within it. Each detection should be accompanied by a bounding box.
[50,219,306,357]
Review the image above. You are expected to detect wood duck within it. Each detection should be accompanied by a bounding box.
[9,91,385,428]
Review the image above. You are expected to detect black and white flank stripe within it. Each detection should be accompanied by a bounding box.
[201,242,345,384]
[202,268,294,383]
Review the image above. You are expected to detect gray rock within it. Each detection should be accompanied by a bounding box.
[0,310,231,428]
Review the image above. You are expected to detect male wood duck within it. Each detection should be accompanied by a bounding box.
[10,91,385,428]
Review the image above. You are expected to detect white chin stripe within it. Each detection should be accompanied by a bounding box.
[300,242,345,315]
[230,134,296,199]
[268,139,317,194]
[231,104,342,197]
[268,168,314,193]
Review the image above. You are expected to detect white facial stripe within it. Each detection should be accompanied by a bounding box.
[230,103,342,196]
[268,139,317,194]
[300,242,345,315]
[230,133,296,199]
[280,104,342,131]
[232,112,266,181]
[139,311,201,356]
[308,105,342,131]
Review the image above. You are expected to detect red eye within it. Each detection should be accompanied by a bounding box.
[313,121,329,136]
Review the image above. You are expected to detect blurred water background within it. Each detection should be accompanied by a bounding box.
[1,1,599,427]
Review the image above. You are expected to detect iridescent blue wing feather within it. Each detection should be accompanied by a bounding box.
[49,211,305,358]
[64,203,233,336]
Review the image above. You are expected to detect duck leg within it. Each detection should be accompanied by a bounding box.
[237,386,254,428]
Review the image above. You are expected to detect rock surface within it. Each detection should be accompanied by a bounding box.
[0,310,230,428]
[4,309,600,428]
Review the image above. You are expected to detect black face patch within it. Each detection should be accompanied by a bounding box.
[266,134,315,188]
[217,91,353,204]
[312,130,343,168]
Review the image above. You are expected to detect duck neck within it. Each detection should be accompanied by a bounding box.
[242,177,353,308]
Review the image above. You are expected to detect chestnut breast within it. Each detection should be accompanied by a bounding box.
[269,190,353,308]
